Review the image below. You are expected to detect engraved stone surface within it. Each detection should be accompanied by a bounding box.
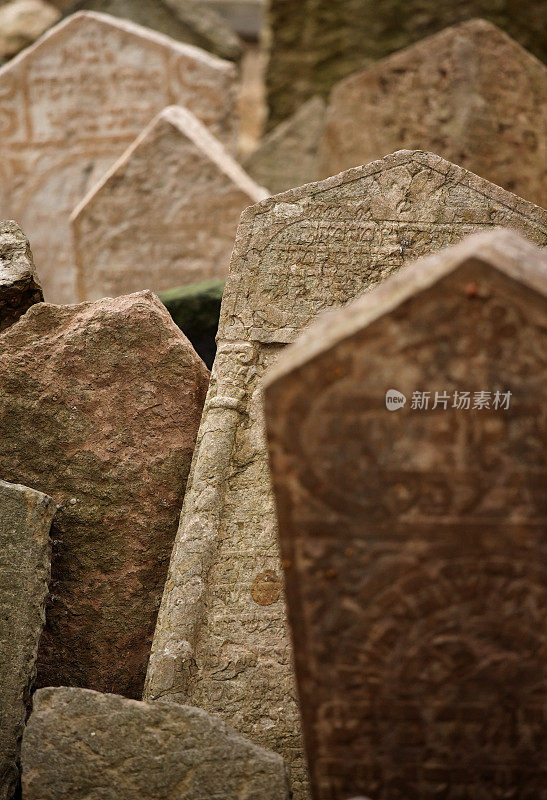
[245,96,326,194]
[72,106,267,302]
[0,291,210,698]
[22,687,290,800]
[143,151,547,800]
[0,480,55,800]
[263,229,547,800]
[265,0,547,128]
[0,220,43,332]
[320,20,547,207]
[0,11,237,304]
[0,0,60,60]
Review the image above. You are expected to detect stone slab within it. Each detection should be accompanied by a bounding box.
[263,229,547,800]
[0,220,43,332]
[0,11,237,303]
[143,151,547,800]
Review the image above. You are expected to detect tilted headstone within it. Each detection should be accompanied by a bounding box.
[263,230,547,800]
[72,106,267,302]
[265,0,547,128]
[0,220,43,332]
[0,480,56,800]
[0,11,237,304]
[143,151,547,800]
[320,20,547,208]
[0,0,60,60]
[22,687,290,800]
[0,291,210,698]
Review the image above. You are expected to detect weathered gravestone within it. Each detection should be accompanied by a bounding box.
[22,687,290,800]
[0,0,59,60]
[0,291,210,698]
[265,0,547,128]
[0,480,56,800]
[263,229,547,800]
[72,106,267,302]
[0,11,237,304]
[0,220,43,332]
[143,151,547,800]
[320,20,547,208]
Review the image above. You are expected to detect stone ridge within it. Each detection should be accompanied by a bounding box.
[0,220,43,332]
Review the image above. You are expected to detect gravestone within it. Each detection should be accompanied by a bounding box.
[263,229,547,800]
[0,480,56,800]
[0,291,210,698]
[0,220,43,332]
[0,0,59,60]
[143,151,547,800]
[72,106,267,302]
[320,20,547,208]
[0,11,237,304]
[22,687,290,800]
[245,96,326,194]
[265,0,547,128]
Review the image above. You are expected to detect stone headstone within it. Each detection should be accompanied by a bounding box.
[0,0,59,60]
[22,687,290,800]
[0,220,43,332]
[0,291,210,698]
[72,106,267,302]
[265,0,547,128]
[320,20,547,208]
[143,151,547,800]
[245,96,326,194]
[0,11,237,304]
[0,480,56,800]
[263,229,547,800]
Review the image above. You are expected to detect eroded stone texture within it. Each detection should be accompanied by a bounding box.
[265,0,547,128]
[0,11,237,304]
[0,291,210,698]
[22,687,290,800]
[143,151,547,800]
[0,480,55,800]
[0,220,43,332]
[263,230,547,800]
[72,106,267,302]
[320,20,547,207]
[245,96,326,194]
[0,0,59,60]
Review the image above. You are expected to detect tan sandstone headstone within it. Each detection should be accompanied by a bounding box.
[320,20,547,208]
[143,151,547,800]
[0,480,56,800]
[0,11,237,304]
[0,291,210,698]
[263,229,547,800]
[0,220,43,332]
[72,106,267,302]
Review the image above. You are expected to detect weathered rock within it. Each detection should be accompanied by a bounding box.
[265,0,547,128]
[203,0,264,39]
[22,687,290,800]
[0,220,43,332]
[320,20,547,207]
[72,106,267,302]
[143,151,547,800]
[245,96,326,194]
[0,291,209,698]
[263,229,547,800]
[159,279,224,369]
[0,0,59,59]
[0,480,56,800]
[0,11,237,304]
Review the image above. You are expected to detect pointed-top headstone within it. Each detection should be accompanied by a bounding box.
[0,220,43,332]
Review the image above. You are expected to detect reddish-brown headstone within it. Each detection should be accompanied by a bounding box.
[0,291,209,698]
[264,230,547,800]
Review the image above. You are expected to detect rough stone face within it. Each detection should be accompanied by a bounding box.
[0,480,56,800]
[203,0,264,39]
[320,20,547,207]
[245,96,326,194]
[265,0,547,128]
[72,106,267,302]
[263,230,547,800]
[22,687,290,800]
[0,291,210,698]
[0,220,43,332]
[143,151,547,800]
[0,11,237,304]
[0,0,59,59]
